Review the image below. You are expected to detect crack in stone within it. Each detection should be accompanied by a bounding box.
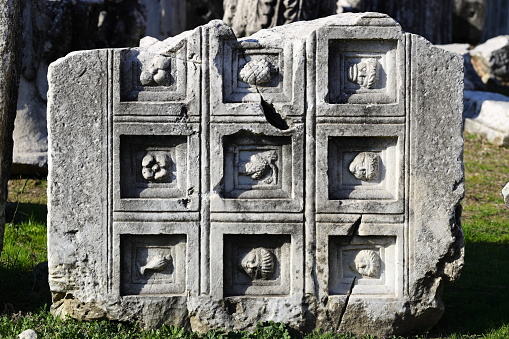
[336,276,356,331]
[346,215,362,245]
[256,87,289,130]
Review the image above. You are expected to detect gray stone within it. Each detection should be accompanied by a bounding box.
[463,90,509,145]
[436,44,486,91]
[502,182,509,207]
[140,0,186,39]
[47,13,464,336]
[470,35,509,95]
[453,0,485,44]
[0,0,22,254]
[341,0,454,44]
[18,329,37,339]
[223,0,337,37]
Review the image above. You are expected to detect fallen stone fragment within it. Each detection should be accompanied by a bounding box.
[470,35,509,94]
[502,182,509,207]
[463,90,509,145]
[18,329,37,339]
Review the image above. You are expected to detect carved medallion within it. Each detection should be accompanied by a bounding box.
[239,59,275,85]
[139,254,172,276]
[140,55,171,86]
[240,247,274,280]
[347,58,379,89]
[349,152,379,181]
[141,153,171,182]
[350,249,380,278]
[238,150,278,184]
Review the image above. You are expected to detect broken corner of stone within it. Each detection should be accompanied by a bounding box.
[47,13,465,337]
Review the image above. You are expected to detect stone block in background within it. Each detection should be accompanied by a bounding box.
[12,0,146,175]
[470,35,509,95]
[47,13,464,336]
[463,90,509,145]
[0,0,22,253]
[453,0,485,45]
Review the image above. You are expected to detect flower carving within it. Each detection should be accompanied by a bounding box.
[239,59,276,85]
[140,55,171,86]
[238,150,278,184]
[240,247,274,280]
[141,153,171,182]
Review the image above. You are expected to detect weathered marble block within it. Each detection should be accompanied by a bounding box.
[0,0,22,253]
[47,13,465,336]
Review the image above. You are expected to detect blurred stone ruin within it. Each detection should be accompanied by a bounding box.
[10,0,509,174]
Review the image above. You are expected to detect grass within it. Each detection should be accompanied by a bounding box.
[0,133,508,338]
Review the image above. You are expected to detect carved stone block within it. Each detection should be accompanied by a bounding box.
[210,124,304,212]
[113,123,199,212]
[328,40,398,104]
[316,124,404,214]
[224,234,290,296]
[121,234,186,295]
[210,222,303,299]
[48,14,464,336]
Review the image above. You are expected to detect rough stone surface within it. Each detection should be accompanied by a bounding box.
[463,90,509,145]
[48,13,464,336]
[437,44,486,91]
[0,0,22,254]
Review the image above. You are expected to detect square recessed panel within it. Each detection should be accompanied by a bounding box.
[328,235,397,296]
[328,136,398,200]
[223,134,291,199]
[328,40,398,104]
[121,234,186,295]
[120,43,187,102]
[316,124,404,214]
[224,234,290,296]
[120,135,187,199]
[210,124,304,212]
[113,123,200,212]
[223,44,289,104]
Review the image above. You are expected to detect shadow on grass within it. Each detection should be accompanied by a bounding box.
[431,241,509,336]
[5,202,47,225]
[0,264,51,314]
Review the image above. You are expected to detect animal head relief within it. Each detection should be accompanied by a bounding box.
[348,58,379,89]
[349,152,379,181]
[139,254,172,276]
[350,250,381,278]
[240,247,275,280]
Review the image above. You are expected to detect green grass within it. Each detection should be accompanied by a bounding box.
[1,133,509,338]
